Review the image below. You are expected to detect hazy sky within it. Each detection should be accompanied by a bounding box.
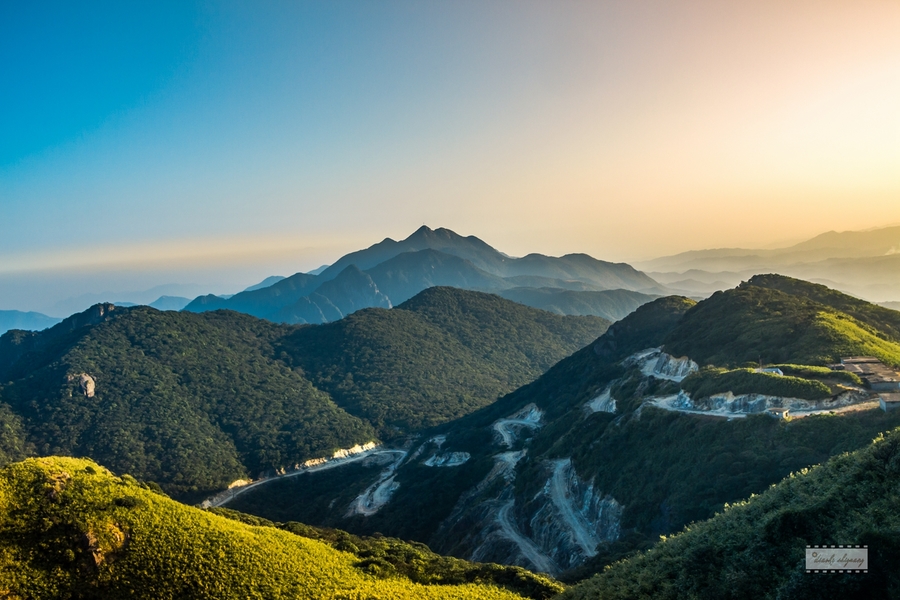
[2,1,900,312]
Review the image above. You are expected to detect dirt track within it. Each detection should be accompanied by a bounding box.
[496,500,557,575]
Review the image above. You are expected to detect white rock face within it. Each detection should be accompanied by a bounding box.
[68,373,96,398]
[526,459,622,570]
[587,386,616,413]
[624,348,698,382]
[345,448,408,517]
[492,403,543,448]
[80,374,96,398]
[423,452,471,467]
[649,389,870,418]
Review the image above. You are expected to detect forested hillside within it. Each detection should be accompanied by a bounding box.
[0,289,608,498]
[227,275,900,581]
[281,287,609,434]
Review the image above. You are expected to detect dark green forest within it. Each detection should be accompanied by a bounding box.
[0,288,608,498]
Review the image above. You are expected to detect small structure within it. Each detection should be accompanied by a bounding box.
[767,407,790,419]
[879,393,900,412]
[839,357,900,391]
[756,367,784,376]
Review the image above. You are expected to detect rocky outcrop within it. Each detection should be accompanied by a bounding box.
[431,453,621,576]
[431,451,558,573]
[521,459,622,571]
[68,373,96,398]
[624,348,698,382]
[423,452,471,467]
[492,403,543,448]
[587,386,616,413]
[650,389,870,416]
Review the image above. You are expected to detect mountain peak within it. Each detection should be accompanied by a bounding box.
[411,224,434,235]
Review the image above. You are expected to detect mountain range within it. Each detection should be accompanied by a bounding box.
[638,225,900,302]
[0,310,61,335]
[183,226,662,324]
[2,272,900,598]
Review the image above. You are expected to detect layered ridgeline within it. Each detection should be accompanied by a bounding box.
[639,223,900,300]
[561,428,900,599]
[183,226,661,324]
[0,310,61,335]
[0,288,608,498]
[0,456,561,600]
[225,275,900,579]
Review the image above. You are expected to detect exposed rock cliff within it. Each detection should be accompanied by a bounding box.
[624,347,698,382]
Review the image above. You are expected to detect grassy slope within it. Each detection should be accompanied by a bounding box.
[679,368,832,401]
[209,507,563,600]
[748,273,900,341]
[560,427,900,600]
[664,283,900,367]
[280,287,609,435]
[0,456,538,600]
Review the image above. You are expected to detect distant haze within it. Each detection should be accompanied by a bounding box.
[3,1,899,311]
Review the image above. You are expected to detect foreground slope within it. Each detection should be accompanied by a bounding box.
[0,456,551,600]
[560,428,900,599]
[0,288,608,497]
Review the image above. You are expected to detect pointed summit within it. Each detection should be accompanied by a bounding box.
[407,224,435,239]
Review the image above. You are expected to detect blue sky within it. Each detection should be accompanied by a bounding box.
[2,1,900,313]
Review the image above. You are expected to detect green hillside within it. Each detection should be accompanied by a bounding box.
[747,273,900,341]
[0,307,373,499]
[664,282,900,367]
[560,427,900,600]
[0,456,552,600]
[225,279,900,583]
[279,287,609,435]
[0,288,607,497]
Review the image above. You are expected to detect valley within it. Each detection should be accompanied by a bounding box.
[221,275,900,584]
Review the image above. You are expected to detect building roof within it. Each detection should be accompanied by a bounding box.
[879,393,900,403]
[840,357,900,384]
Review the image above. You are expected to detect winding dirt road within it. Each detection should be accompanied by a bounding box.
[496,500,558,575]
[549,459,599,557]
[205,447,405,508]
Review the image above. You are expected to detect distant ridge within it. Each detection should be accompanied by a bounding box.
[183,226,663,323]
[637,224,900,302]
[0,310,61,335]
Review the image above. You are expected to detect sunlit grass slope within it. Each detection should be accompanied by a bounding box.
[664,282,900,367]
[0,456,539,600]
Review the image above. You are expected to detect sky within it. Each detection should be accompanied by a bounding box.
[2,0,900,314]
